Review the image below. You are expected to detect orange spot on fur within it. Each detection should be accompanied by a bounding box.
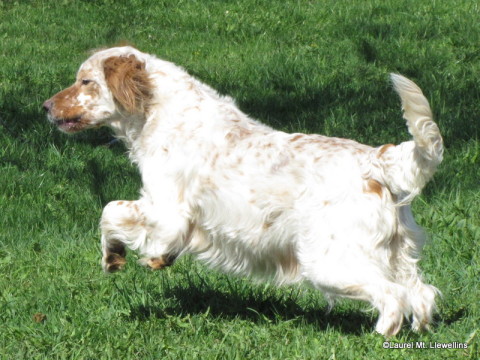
[144,254,177,270]
[377,144,395,158]
[120,218,139,228]
[145,258,166,270]
[364,179,383,197]
[47,84,85,120]
[263,211,282,229]
[289,134,304,142]
[225,126,252,142]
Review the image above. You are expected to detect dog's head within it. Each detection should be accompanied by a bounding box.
[43,46,152,133]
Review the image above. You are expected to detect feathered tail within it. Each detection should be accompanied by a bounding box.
[376,74,443,203]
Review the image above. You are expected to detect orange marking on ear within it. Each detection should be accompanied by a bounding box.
[103,55,152,113]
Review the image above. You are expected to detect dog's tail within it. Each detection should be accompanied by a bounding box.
[375,74,443,203]
[391,74,443,165]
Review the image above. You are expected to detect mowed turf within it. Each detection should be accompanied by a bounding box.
[0,0,478,359]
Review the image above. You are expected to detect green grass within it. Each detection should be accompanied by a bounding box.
[0,0,479,359]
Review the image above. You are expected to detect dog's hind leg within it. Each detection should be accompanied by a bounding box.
[297,223,411,336]
[388,206,439,332]
[100,200,147,272]
[301,257,411,336]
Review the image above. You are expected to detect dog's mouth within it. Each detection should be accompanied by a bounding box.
[53,116,85,133]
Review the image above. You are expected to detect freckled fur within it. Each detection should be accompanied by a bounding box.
[44,47,443,337]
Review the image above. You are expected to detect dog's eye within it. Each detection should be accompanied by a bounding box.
[81,79,92,85]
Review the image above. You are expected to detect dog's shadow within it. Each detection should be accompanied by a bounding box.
[127,284,375,335]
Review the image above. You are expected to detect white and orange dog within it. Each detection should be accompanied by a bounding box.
[44,46,443,336]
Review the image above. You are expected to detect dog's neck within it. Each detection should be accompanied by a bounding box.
[107,112,148,148]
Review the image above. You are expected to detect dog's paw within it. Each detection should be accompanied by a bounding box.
[103,253,127,273]
[138,254,177,270]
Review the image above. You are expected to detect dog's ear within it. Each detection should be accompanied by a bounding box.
[103,55,152,113]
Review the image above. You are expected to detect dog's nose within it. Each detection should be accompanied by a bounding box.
[43,100,53,112]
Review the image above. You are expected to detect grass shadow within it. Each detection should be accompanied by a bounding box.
[128,284,375,336]
[437,306,467,327]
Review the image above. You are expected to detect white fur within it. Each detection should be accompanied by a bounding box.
[44,47,443,336]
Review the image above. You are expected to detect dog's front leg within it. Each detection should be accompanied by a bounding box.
[100,200,147,272]
[135,199,192,271]
[100,195,192,272]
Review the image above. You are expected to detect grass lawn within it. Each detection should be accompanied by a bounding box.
[0,0,478,359]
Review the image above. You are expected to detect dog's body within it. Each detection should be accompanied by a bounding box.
[44,46,443,336]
